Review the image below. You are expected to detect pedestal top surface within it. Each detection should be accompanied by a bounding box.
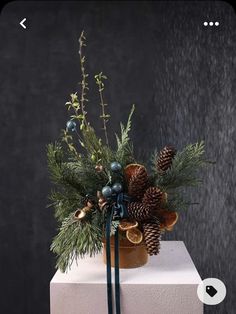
[51,241,201,285]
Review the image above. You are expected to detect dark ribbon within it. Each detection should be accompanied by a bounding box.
[105,193,130,314]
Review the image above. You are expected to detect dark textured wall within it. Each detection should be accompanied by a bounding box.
[0,1,235,314]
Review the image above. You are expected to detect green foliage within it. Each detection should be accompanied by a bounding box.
[155,141,206,190]
[82,125,106,160]
[95,72,110,145]
[163,192,190,212]
[51,212,103,272]
[61,129,78,155]
[47,142,80,189]
[47,141,109,194]
[78,30,89,127]
[49,190,84,222]
[65,93,80,113]
[47,142,64,184]
[115,104,136,165]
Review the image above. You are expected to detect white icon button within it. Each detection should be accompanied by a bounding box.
[203,21,220,27]
[197,278,226,305]
[20,18,27,29]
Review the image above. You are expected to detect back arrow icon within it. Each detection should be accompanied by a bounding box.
[20,18,27,29]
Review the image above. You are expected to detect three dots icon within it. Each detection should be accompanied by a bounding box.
[204,21,219,27]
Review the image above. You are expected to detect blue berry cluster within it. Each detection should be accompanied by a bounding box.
[102,162,123,199]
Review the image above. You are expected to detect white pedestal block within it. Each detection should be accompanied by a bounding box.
[50,241,203,314]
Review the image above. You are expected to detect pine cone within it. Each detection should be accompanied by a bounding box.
[142,187,163,211]
[156,146,176,174]
[127,202,152,221]
[128,166,149,200]
[143,219,161,255]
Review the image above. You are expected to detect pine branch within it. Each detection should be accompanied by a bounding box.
[64,159,108,193]
[49,190,85,222]
[47,142,99,194]
[47,142,65,184]
[156,141,206,190]
[162,192,190,211]
[51,212,103,272]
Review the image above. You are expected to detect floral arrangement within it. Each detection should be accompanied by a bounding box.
[47,32,209,272]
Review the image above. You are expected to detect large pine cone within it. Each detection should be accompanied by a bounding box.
[156,146,176,174]
[143,219,161,255]
[142,187,163,211]
[128,166,149,200]
[127,202,152,221]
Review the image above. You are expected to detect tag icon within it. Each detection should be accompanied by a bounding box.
[206,285,217,297]
[197,278,226,305]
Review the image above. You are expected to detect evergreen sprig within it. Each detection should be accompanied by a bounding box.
[162,192,190,212]
[156,141,206,190]
[51,212,103,272]
[47,142,64,184]
[49,190,85,222]
[115,104,136,165]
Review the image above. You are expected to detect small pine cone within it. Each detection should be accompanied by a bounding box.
[127,202,152,221]
[142,187,163,211]
[143,219,161,255]
[128,166,149,200]
[156,146,176,174]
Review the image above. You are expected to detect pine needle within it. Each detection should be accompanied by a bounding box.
[156,141,206,190]
[51,212,103,272]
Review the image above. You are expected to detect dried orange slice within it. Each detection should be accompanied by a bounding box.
[119,219,138,231]
[158,210,178,231]
[124,164,146,183]
[126,227,143,244]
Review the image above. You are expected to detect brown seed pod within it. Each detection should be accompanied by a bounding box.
[87,201,94,209]
[98,198,107,210]
[74,208,86,220]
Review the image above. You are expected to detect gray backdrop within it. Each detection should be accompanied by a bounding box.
[0,1,235,314]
